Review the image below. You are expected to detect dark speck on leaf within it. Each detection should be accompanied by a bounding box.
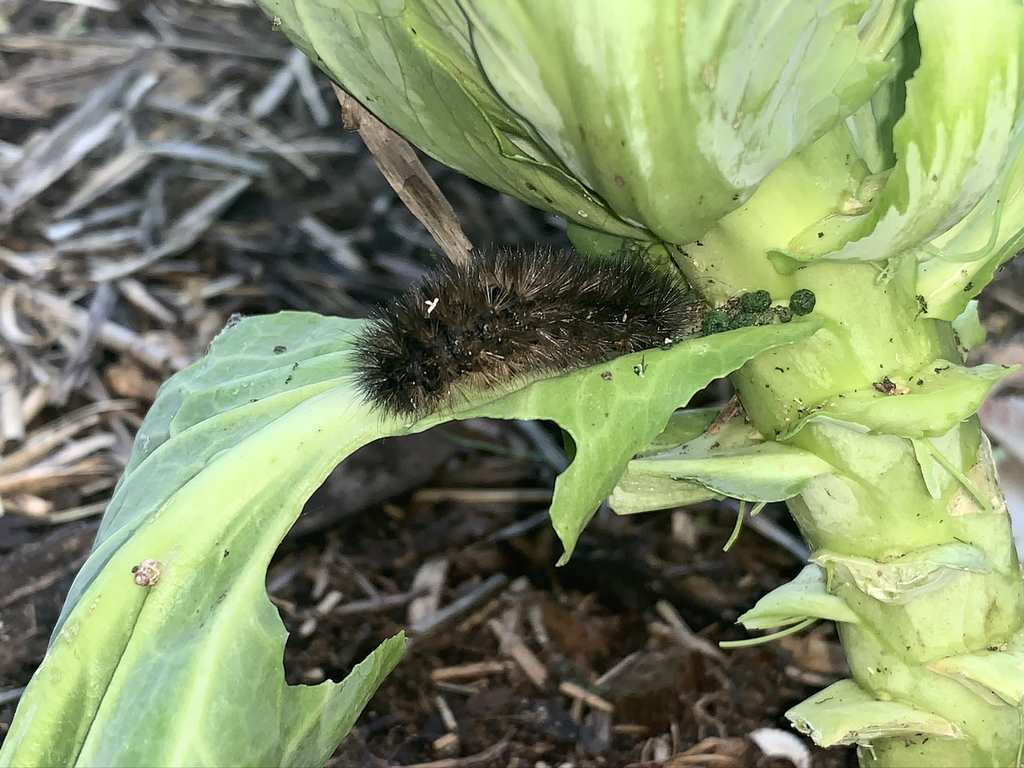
[917,378,924,385]
[284,375,293,385]
[873,376,897,395]
[601,371,613,381]
[963,281,974,292]
[774,366,785,373]
[695,240,704,246]
[934,365,950,374]
[223,549,230,558]
[291,362,299,370]
[817,231,824,239]
[249,398,259,403]
[273,345,287,354]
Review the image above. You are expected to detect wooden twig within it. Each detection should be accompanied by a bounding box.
[0,361,24,443]
[11,282,190,370]
[396,737,508,768]
[558,681,614,713]
[332,84,472,266]
[331,588,425,617]
[412,487,553,504]
[407,557,449,626]
[430,661,511,683]
[409,573,508,638]
[654,600,726,663]
[487,617,548,689]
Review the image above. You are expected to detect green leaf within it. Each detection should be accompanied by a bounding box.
[255,0,888,245]
[613,406,833,514]
[911,425,967,500]
[844,1,916,174]
[59,314,373,631]
[609,408,723,514]
[1,313,405,768]
[781,0,1024,264]
[638,408,722,456]
[610,474,724,516]
[460,0,888,244]
[1,311,821,765]
[952,301,987,357]
[565,222,627,259]
[779,359,1017,440]
[255,0,646,239]
[739,564,860,630]
[787,679,961,747]
[452,319,824,562]
[917,123,1024,319]
[812,542,992,605]
[929,632,1024,707]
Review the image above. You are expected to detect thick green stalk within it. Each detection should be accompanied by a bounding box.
[672,136,1024,766]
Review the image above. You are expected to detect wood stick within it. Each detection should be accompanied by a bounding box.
[333,85,472,266]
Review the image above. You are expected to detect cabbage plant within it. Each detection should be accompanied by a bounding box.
[240,1,1024,765]
[3,1,1024,767]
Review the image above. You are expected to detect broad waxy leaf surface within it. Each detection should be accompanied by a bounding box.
[255,0,888,244]
[612,406,833,515]
[788,679,960,747]
[0,314,403,768]
[256,0,646,239]
[738,564,859,629]
[778,359,1016,440]
[0,311,819,766]
[419,318,824,562]
[784,0,1024,264]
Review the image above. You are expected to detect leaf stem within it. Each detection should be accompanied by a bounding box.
[723,500,747,552]
[719,617,818,649]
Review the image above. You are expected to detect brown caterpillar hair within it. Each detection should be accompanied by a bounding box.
[353,248,702,418]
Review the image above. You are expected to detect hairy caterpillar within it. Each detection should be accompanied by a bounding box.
[353,248,704,418]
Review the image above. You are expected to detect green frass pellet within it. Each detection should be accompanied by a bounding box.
[789,288,816,316]
[701,309,731,335]
[739,289,772,313]
[728,311,756,330]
